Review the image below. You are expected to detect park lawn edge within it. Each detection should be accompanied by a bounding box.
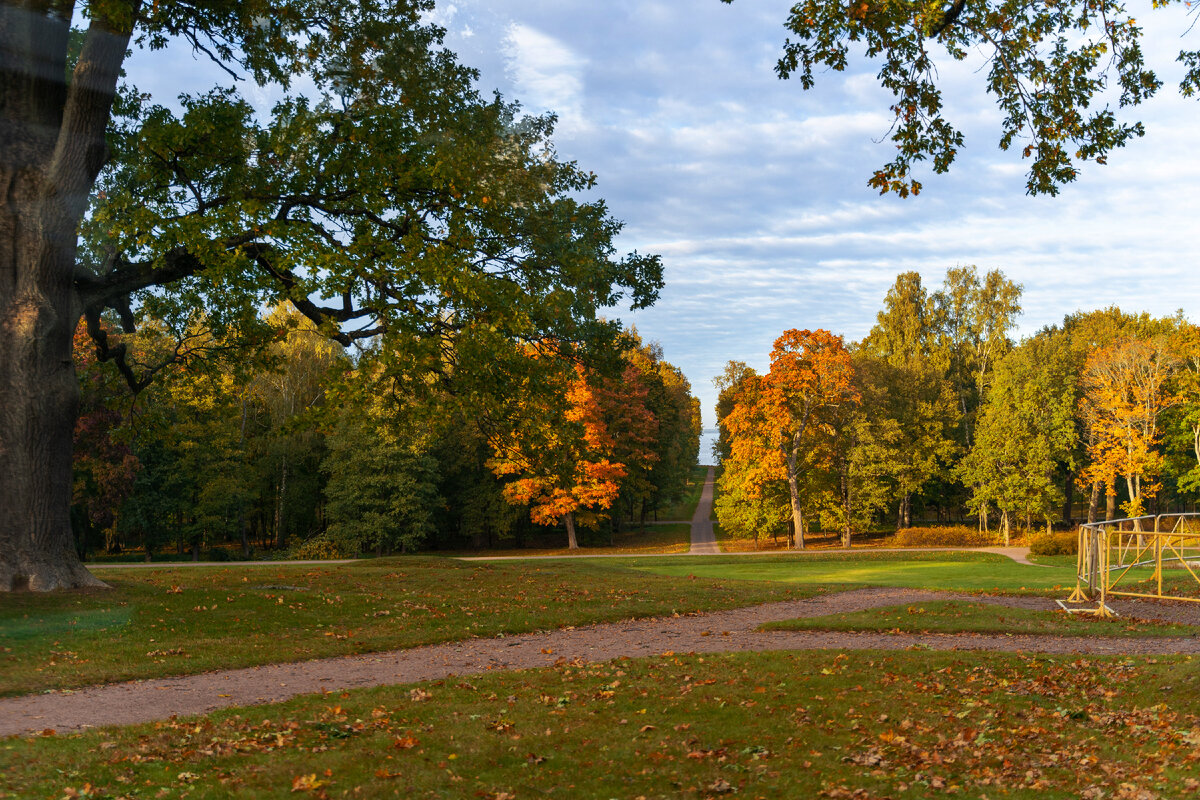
[760,599,1200,638]
[0,557,834,697]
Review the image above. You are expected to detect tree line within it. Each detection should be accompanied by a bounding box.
[2,2,668,589]
[714,267,1200,547]
[72,306,700,561]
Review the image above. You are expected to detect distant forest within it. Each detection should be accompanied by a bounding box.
[72,306,701,560]
[714,267,1199,546]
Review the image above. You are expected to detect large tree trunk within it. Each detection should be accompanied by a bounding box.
[786,468,805,550]
[0,6,134,591]
[785,443,805,549]
[563,512,579,550]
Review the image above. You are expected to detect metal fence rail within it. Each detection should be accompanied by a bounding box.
[1068,513,1200,616]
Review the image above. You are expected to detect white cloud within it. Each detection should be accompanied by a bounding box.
[503,23,588,135]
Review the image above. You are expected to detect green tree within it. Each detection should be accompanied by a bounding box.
[323,403,440,556]
[931,266,1022,449]
[958,334,1078,542]
[726,0,1172,195]
[624,336,701,523]
[0,2,661,590]
[1163,324,1200,498]
[251,305,345,549]
[862,273,958,527]
[822,350,904,545]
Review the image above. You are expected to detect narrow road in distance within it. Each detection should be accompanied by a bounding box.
[689,466,719,554]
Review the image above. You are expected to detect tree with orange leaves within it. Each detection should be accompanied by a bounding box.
[716,371,793,547]
[726,329,859,548]
[1081,337,1181,526]
[489,358,630,550]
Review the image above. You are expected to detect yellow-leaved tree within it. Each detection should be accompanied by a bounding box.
[1081,337,1181,527]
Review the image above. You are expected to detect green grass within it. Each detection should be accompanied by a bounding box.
[1028,553,1078,568]
[438,523,694,558]
[1026,553,1200,599]
[654,465,710,521]
[632,550,1076,593]
[0,557,825,696]
[763,599,1200,638]
[611,522,692,553]
[5,649,1200,799]
[714,521,799,552]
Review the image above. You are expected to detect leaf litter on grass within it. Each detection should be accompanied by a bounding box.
[6,649,1200,799]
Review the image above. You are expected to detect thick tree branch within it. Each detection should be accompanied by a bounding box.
[83,305,149,392]
[49,4,141,222]
[930,0,966,37]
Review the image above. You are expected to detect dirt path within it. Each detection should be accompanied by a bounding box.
[688,466,719,554]
[3,587,1197,738]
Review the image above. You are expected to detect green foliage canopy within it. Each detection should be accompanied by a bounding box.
[723,0,1189,195]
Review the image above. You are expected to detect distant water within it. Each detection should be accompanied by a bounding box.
[698,428,719,466]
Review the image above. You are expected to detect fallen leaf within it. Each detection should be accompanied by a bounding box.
[291,774,327,792]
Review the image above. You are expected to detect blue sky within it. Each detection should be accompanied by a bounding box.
[431,1,1200,427]
[128,2,1200,428]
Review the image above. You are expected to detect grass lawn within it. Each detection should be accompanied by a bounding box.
[763,599,1200,638]
[437,523,694,558]
[5,649,1200,798]
[0,557,826,696]
[631,551,1076,593]
[653,464,710,521]
[1027,553,1077,568]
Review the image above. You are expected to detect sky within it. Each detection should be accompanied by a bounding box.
[128,2,1200,429]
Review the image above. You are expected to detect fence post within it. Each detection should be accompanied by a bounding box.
[1155,515,1163,596]
[1088,526,1098,596]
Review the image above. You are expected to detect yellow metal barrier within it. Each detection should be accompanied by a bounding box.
[1068,513,1200,616]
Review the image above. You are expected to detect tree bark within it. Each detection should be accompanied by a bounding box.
[1,6,138,592]
[785,440,805,549]
[1062,471,1074,525]
[839,459,852,548]
[0,5,137,591]
[563,512,579,550]
[1088,481,1099,525]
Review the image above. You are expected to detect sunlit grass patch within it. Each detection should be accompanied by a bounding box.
[762,599,1200,638]
[632,551,1075,593]
[0,557,825,696]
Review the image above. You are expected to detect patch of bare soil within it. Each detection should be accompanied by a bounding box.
[1,587,1196,738]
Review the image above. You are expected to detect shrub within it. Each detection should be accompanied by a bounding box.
[887,526,1002,548]
[204,547,232,562]
[1030,530,1079,556]
[288,533,356,560]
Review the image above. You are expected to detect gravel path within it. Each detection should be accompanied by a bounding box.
[3,586,1198,738]
[688,467,719,554]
